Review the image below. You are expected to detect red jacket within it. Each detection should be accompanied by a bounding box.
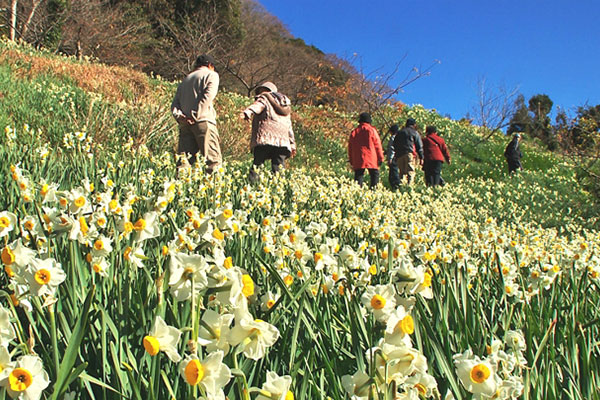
[423,133,450,163]
[348,123,384,169]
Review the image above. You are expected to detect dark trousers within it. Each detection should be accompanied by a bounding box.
[354,168,379,188]
[388,162,400,190]
[249,145,291,182]
[424,160,443,187]
[507,159,522,174]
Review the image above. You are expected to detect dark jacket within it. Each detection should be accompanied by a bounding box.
[423,133,450,163]
[393,126,424,159]
[348,123,384,169]
[504,138,522,162]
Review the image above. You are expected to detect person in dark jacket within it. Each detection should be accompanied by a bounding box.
[348,112,384,188]
[504,133,523,174]
[422,126,450,187]
[387,124,401,191]
[392,118,423,185]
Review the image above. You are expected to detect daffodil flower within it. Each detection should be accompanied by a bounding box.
[143,316,182,363]
[178,351,231,398]
[3,355,50,400]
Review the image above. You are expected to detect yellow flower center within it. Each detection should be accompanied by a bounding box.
[423,272,433,287]
[97,217,107,227]
[369,264,377,275]
[108,199,118,211]
[161,246,169,256]
[79,216,89,235]
[0,217,10,228]
[284,275,294,286]
[470,363,491,384]
[5,265,15,278]
[289,233,296,243]
[74,196,86,208]
[1,247,15,266]
[285,391,294,400]
[314,253,323,263]
[23,220,34,230]
[184,359,205,386]
[134,219,146,231]
[9,368,33,392]
[94,240,104,251]
[397,315,414,335]
[223,257,233,269]
[40,184,49,196]
[124,221,134,234]
[93,263,104,274]
[242,274,255,297]
[35,268,51,285]
[212,228,225,241]
[266,299,276,309]
[415,383,426,396]
[124,247,132,261]
[262,218,270,226]
[143,335,160,356]
[332,273,339,281]
[294,250,303,260]
[371,294,386,310]
[223,209,233,219]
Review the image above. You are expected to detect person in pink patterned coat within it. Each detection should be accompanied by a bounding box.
[241,81,296,182]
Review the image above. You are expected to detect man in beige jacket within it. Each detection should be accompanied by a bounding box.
[171,54,222,173]
[241,81,296,182]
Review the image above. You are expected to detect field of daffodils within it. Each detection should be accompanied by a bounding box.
[1,121,599,400]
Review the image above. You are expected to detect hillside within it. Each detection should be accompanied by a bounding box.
[1,40,599,400]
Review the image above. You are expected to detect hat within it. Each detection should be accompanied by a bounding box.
[406,118,416,127]
[255,82,278,94]
[389,124,400,133]
[358,112,372,124]
[194,54,216,68]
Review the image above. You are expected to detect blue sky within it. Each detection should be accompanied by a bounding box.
[258,0,600,120]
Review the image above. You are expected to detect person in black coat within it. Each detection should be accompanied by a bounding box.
[504,133,523,174]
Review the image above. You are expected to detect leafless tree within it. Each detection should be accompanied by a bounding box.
[470,76,520,140]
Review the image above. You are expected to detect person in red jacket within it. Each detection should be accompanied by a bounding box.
[422,125,450,187]
[348,112,384,188]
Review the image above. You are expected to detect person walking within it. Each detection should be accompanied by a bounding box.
[504,133,523,174]
[422,126,450,187]
[387,124,401,191]
[171,54,222,173]
[241,82,296,182]
[393,118,424,185]
[348,112,384,188]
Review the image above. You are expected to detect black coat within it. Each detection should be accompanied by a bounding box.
[393,126,424,159]
[504,138,522,162]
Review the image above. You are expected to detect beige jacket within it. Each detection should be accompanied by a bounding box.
[243,93,295,151]
[171,67,219,125]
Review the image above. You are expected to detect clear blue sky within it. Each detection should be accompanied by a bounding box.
[258,0,600,120]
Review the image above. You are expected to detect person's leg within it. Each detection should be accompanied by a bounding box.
[354,169,365,186]
[406,153,415,185]
[177,123,199,166]
[389,162,400,190]
[271,146,291,173]
[432,161,442,186]
[397,154,408,184]
[204,123,222,173]
[250,145,269,182]
[423,161,432,186]
[368,168,380,189]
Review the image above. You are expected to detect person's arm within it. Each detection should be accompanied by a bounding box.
[241,97,267,120]
[289,125,296,156]
[373,130,384,166]
[171,84,184,119]
[199,72,219,111]
[414,132,424,162]
[441,139,450,164]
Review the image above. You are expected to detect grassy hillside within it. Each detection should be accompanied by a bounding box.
[1,40,599,400]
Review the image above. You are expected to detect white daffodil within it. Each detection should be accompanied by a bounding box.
[133,211,160,243]
[123,245,146,269]
[91,235,113,258]
[143,316,182,363]
[179,351,231,399]
[384,305,414,346]
[0,345,15,382]
[90,257,110,278]
[168,253,209,301]
[228,313,280,360]
[2,239,36,277]
[256,371,294,400]
[25,257,66,297]
[454,349,499,398]
[341,370,372,400]
[3,355,50,400]
[197,309,234,353]
[260,291,280,312]
[0,305,16,347]
[0,211,18,239]
[67,188,92,215]
[361,284,396,322]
